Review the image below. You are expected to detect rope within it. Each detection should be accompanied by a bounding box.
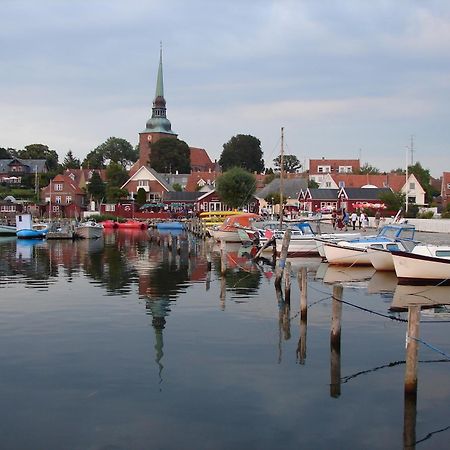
[410,336,450,360]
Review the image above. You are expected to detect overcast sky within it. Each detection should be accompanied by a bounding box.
[1,0,449,176]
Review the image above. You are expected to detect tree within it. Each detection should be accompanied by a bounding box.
[356,163,380,174]
[150,138,191,173]
[264,192,281,205]
[172,183,183,192]
[378,190,405,212]
[135,187,147,205]
[0,147,13,159]
[87,171,106,202]
[19,144,59,172]
[308,179,319,188]
[82,137,138,169]
[273,154,301,173]
[219,134,264,173]
[62,150,81,169]
[216,167,256,209]
[106,186,129,203]
[106,161,129,188]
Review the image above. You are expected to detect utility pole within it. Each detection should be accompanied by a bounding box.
[279,127,285,229]
[405,146,409,213]
[410,135,414,166]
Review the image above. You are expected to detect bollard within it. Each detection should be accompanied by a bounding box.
[404,305,420,394]
[330,284,343,398]
[284,261,291,304]
[274,230,291,290]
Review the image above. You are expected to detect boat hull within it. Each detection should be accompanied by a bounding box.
[74,225,103,239]
[367,248,395,271]
[275,237,320,257]
[17,229,47,239]
[323,242,372,265]
[392,251,450,284]
[0,224,16,236]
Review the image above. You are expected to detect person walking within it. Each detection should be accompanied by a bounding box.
[331,209,337,230]
[360,211,367,232]
[342,209,349,231]
[350,211,358,230]
[374,210,381,229]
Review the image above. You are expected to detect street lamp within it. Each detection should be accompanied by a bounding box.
[271,197,274,220]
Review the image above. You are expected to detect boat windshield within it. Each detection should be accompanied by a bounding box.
[378,226,415,240]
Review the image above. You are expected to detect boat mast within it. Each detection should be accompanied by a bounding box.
[279,126,285,228]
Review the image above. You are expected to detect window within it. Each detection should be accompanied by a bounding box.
[409,182,415,190]
[386,244,400,251]
[55,196,61,204]
[138,180,149,187]
[325,182,331,187]
[66,196,72,204]
[0,205,15,212]
[447,183,450,190]
[105,204,115,212]
[436,250,450,257]
[52,205,59,212]
[54,183,63,191]
[317,165,331,173]
[338,181,345,188]
[338,166,352,173]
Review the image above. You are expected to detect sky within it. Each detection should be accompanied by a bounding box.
[1,0,449,177]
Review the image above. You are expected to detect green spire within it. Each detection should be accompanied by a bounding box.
[155,42,164,99]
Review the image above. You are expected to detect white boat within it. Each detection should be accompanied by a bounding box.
[322,224,417,266]
[210,213,260,243]
[0,223,16,236]
[15,213,49,239]
[391,245,450,283]
[74,220,104,239]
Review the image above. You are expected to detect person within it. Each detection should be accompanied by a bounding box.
[360,211,367,232]
[350,211,358,230]
[342,209,349,231]
[374,210,381,229]
[331,209,337,230]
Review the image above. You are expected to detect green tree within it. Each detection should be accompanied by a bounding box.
[172,183,183,192]
[106,186,129,203]
[87,171,106,202]
[264,192,281,205]
[62,150,81,169]
[378,190,405,211]
[0,147,13,159]
[308,179,319,188]
[135,187,147,205]
[356,163,380,174]
[216,167,256,209]
[82,137,138,169]
[273,154,301,173]
[19,144,59,172]
[219,134,264,173]
[150,138,191,173]
[106,161,129,188]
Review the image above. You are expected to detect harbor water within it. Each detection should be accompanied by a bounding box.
[0,229,448,449]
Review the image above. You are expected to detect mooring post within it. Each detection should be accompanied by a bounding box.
[299,267,307,320]
[274,229,291,290]
[405,305,420,395]
[168,233,173,251]
[330,284,343,398]
[283,261,291,304]
[403,384,417,450]
[220,240,227,276]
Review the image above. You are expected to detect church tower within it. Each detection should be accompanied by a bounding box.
[139,45,177,168]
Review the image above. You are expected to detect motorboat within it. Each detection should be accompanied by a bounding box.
[322,224,417,266]
[366,240,417,271]
[0,223,17,236]
[391,245,450,284]
[15,213,49,239]
[74,220,104,239]
[210,213,261,243]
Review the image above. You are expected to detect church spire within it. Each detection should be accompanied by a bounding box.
[143,44,176,135]
[155,42,164,99]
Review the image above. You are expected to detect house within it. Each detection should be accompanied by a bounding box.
[190,147,217,172]
[120,166,173,202]
[41,174,86,218]
[309,158,360,185]
[337,187,392,213]
[185,171,220,192]
[299,188,339,213]
[441,172,450,209]
[318,173,426,206]
[195,189,259,214]
[0,196,22,223]
[0,158,48,185]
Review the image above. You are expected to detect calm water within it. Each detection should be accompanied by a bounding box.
[0,230,448,450]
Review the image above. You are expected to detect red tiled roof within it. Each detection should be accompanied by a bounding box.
[190,147,215,171]
[43,174,84,195]
[185,171,220,192]
[330,174,406,191]
[309,159,360,173]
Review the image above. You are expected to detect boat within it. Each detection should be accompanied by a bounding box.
[321,224,417,266]
[156,221,184,231]
[74,220,104,239]
[101,220,119,229]
[117,220,147,230]
[0,223,17,236]
[366,241,416,271]
[210,213,261,243]
[199,211,243,229]
[15,213,49,239]
[391,245,450,284]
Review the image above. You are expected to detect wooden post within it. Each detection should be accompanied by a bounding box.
[283,261,291,304]
[176,236,181,254]
[168,233,173,251]
[330,284,343,398]
[274,229,291,290]
[296,267,308,364]
[403,388,417,450]
[220,240,227,276]
[404,305,420,394]
[220,274,226,310]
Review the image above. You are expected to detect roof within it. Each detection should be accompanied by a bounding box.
[185,171,220,192]
[190,147,215,170]
[64,168,107,185]
[163,191,203,201]
[43,174,84,195]
[309,159,360,173]
[0,158,48,173]
[329,173,406,191]
[121,165,174,191]
[256,177,308,199]
[339,187,392,200]
[307,188,339,199]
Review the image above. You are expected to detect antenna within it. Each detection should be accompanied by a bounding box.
[410,135,414,165]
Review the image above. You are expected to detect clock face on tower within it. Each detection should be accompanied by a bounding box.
[147,135,152,142]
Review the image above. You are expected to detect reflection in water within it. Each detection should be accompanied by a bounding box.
[391,284,450,311]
